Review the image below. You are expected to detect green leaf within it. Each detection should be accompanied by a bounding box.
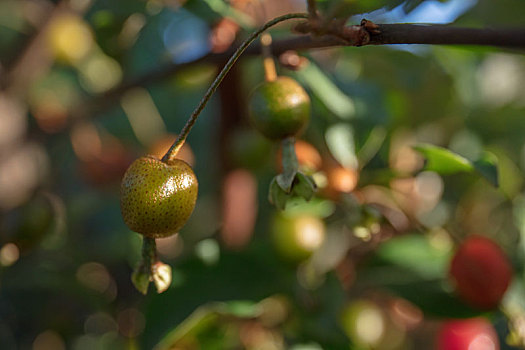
[473,151,499,187]
[296,63,356,120]
[200,0,255,28]
[357,126,387,169]
[413,143,473,174]
[361,234,482,318]
[284,197,336,218]
[326,123,359,169]
[375,234,451,278]
[413,143,499,186]
[221,300,260,318]
[154,301,260,350]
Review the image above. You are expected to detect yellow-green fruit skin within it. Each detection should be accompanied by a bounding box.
[248,76,310,140]
[120,156,198,238]
[271,213,325,263]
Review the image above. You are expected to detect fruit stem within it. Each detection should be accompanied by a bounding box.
[261,33,277,82]
[282,136,299,180]
[132,237,172,294]
[161,12,309,163]
[142,237,157,268]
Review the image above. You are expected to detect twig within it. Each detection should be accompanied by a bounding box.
[368,23,525,47]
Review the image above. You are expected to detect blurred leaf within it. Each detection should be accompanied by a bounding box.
[413,143,498,186]
[285,197,336,218]
[472,152,499,187]
[413,144,472,174]
[297,63,355,120]
[221,300,260,318]
[326,123,358,169]
[455,0,525,26]
[363,269,482,318]
[362,234,481,317]
[201,0,254,28]
[375,234,451,278]
[154,305,220,350]
[290,343,323,350]
[357,126,387,169]
[155,300,260,349]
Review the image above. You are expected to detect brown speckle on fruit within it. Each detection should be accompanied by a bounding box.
[120,156,198,238]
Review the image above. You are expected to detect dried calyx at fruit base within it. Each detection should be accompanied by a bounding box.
[247,34,317,210]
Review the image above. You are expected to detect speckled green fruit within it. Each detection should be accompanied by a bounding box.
[248,76,310,140]
[120,156,198,238]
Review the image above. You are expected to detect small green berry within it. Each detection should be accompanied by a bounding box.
[120,156,198,238]
[248,76,310,140]
[271,212,325,263]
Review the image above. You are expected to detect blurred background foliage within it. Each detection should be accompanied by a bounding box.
[1,0,525,349]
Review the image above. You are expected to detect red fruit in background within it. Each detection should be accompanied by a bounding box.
[436,318,499,350]
[449,235,512,309]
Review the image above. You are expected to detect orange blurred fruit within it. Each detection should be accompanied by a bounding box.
[322,165,359,200]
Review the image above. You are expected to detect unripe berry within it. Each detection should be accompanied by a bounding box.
[271,213,325,263]
[248,76,310,140]
[120,156,198,238]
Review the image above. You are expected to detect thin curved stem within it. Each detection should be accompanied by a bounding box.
[161,12,309,163]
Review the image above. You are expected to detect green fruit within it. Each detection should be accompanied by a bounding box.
[120,156,198,238]
[271,212,325,263]
[248,76,310,140]
[340,300,406,350]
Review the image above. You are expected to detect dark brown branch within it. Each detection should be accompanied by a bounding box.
[369,23,525,47]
